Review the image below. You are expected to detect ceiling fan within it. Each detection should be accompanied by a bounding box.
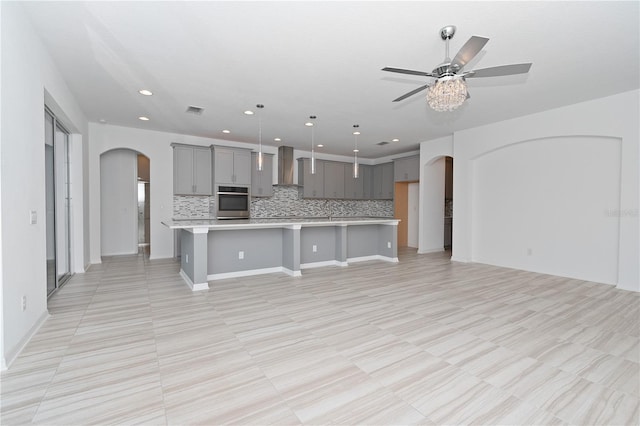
[382,25,532,111]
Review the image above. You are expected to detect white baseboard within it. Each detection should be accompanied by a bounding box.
[418,248,445,254]
[208,266,291,281]
[3,310,50,371]
[450,256,470,263]
[300,260,347,269]
[282,267,302,277]
[179,269,209,291]
[347,255,399,264]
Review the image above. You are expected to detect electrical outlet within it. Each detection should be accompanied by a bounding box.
[21,296,27,312]
[238,251,244,260]
[312,245,317,253]
[29,210,37,225]
[387,241,391,249]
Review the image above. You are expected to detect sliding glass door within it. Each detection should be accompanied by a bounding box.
[45,109,72,296]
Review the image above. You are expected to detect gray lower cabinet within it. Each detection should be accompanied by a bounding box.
[212,146,252,185]
[394,155,419,182]
[373,162,394,199]
[344,163,365,199]
[172,143,212,195]
[323,161,345,199]
[298,158,324,198]
[251,152,273,197]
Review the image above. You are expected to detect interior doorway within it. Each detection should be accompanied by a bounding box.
[45,109,72,297]
[100,149,150,257]
[394,181,419,248]
[137,154,150,255]
[444,156,453,250]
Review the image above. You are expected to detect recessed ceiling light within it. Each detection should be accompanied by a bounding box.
[222,129,231,134]
[138,116,150,121]
[274,138,281,142]
[317,144,324,148]
[304,122,314,127]
[392,138,400,142]
[99,119,107,124]
[353,149,360,153]
[244,110,254,115]
[353,131,361,135]
[138,89,153,96]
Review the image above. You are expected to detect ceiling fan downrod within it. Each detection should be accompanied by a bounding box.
[440,25,456,62]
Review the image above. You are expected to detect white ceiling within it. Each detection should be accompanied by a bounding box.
[22,1,640,158]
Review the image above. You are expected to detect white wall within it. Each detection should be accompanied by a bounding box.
[419,158,446,253]
[472,136,621,284]
[418,135,453,253]
[0,2,88,369]
[421,90,638,291]
[100,150,138,256]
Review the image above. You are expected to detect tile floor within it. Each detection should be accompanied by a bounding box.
[1,249,638,425]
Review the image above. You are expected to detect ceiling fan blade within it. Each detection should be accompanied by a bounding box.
[382,67,434,77]
[450,36,489,71]
[465,63,532,78]
[393,84,430,102]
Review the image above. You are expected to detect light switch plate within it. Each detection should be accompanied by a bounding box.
[29,210,37,225]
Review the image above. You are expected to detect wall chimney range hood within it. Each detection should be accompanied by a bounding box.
[277,146,295,185]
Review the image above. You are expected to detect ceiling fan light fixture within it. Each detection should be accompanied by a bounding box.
[352,125,360,179]
[308,116,317,175]
[427,76,467,112]
[256,104,264,171]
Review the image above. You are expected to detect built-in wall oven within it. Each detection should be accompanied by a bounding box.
[216,185,250,219]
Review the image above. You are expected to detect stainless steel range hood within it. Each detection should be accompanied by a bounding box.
[277,146,295,185]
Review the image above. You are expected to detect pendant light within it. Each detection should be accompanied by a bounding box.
[305,116,317,174]
[352,124,360,179]
[256,104,264,171]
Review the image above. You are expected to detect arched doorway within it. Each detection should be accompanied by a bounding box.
[100,149,151,257]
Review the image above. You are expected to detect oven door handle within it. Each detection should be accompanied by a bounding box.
[217,192,248,196]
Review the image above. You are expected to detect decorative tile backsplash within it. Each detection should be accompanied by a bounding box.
[173,195,214,219]
[173,186,393,219]
[250,186,393,218]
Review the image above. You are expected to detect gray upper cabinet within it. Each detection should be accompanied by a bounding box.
[251,152,273,197]
[298,158,324,198]
[373,162,394,199]
[298,158,394,200]
[394,155,420,182]
[172,143,212,195]
[212,146,252,185]
[344,163,365,199]
[361,165,374,199]
[323,161,345,199]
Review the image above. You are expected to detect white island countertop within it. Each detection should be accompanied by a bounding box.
[162,217,399,230]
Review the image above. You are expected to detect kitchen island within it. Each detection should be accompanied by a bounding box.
[162,217,399,291]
